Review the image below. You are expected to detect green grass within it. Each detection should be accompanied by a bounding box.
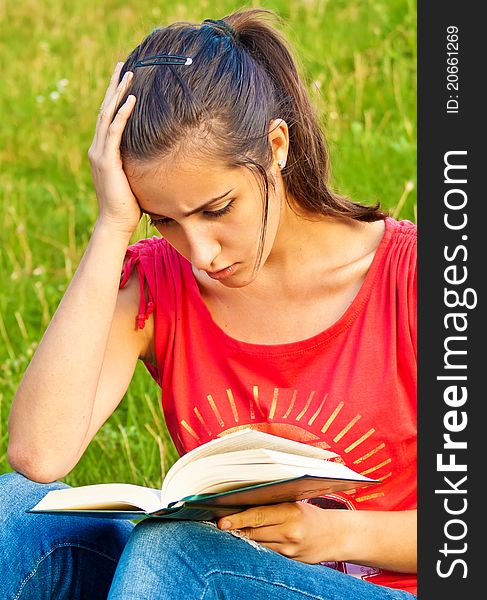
[0,0,416,487]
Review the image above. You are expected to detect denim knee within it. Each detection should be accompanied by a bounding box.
[128,519,230,556]
[108,520,238,598]
[114,519,237,573]
[0,470,69,497]
[0,471,68,528]
[0,472,134,600]
[115,518,271,579]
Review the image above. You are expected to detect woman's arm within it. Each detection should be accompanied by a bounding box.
[7,228,151,483]
[218,503,417,573]
[333,507,417,573]
[7,64,147,483]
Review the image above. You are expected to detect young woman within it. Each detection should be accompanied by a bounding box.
[0,8,417,599]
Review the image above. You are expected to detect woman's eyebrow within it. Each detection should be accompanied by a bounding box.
[141,188,234,219]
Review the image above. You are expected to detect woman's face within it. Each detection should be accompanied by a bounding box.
[126,158,284,288]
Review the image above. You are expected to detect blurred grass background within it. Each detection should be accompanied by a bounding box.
[0,0,416,487]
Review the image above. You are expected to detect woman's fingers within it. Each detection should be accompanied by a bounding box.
[105,70,134,121]
[86,64,141,235]
[104,94,137,157]
[99,62,125,115]
[92,65,133,152]
[233,523,287,543]
[99,71,134,146]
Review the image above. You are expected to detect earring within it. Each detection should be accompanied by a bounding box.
[277,159,286,169]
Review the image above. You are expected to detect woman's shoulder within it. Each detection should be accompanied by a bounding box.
[383,217,416,263]
[382,217,416,309]
[120,235,193,319]
[386,216,416,238]
[370,217,416,309]
[122,235,186,279]
[125,235,177,260]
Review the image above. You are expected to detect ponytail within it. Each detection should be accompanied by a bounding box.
[226,9,386,221]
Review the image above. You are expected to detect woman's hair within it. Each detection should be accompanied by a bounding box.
[116,8,386,260]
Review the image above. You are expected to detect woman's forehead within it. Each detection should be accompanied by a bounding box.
[127,152,237,179]
[129,158,257,196]
[126,159,248,215]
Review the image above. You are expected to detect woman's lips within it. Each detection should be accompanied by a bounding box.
[205,264,237,280]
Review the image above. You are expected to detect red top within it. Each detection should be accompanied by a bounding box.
[120,217,417,595]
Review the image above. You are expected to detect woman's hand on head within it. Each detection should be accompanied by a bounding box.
[88,62,141,237]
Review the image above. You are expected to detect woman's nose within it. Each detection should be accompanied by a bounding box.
[185,228,221,271]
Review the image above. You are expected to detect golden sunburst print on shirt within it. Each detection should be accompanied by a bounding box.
[177,385,391,504]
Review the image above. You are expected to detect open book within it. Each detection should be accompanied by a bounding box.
[29,429,379,521]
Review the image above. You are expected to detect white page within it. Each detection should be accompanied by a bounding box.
[162,450,374,506]
[31,483,162,513]
[162,429,337,499]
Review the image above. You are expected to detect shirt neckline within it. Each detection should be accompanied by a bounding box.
[186,217,396,355]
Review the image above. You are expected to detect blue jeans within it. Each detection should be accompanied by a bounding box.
[0,472,416,599]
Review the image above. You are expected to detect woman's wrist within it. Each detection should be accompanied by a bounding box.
[313,507,357,563]
[93,217,136,245]
[330,509,368,563]
[319,509,418,573]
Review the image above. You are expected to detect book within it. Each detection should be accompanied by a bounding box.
[29,429,379,521]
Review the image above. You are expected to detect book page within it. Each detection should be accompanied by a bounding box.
[162,429,337,500]
[30,483,162,513]
[162,448,375,506]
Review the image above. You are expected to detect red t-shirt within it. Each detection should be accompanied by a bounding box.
[120,217,417,595]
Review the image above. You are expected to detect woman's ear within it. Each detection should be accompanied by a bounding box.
[268,118,289,171]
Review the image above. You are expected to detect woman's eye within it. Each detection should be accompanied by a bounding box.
[204,200,234,219]
[148,200,234,227]
[149,216,173,227]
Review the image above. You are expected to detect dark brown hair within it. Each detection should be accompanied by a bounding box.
[116,8,386,260]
